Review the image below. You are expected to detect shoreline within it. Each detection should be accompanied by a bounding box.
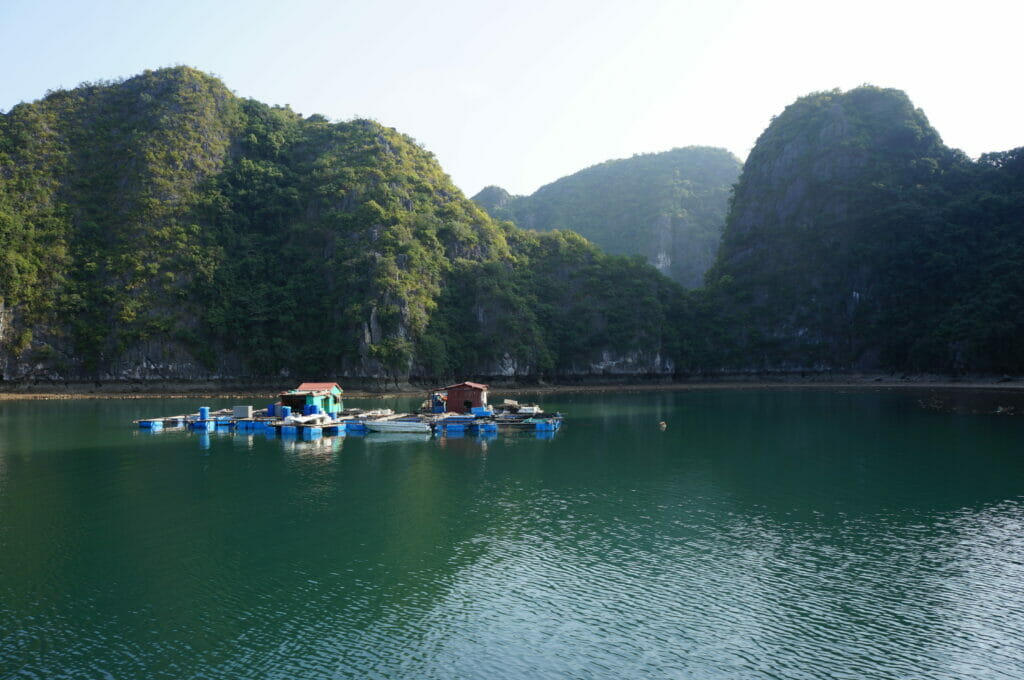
[3,375,1024,401]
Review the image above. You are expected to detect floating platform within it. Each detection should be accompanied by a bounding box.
[134,403,563,440]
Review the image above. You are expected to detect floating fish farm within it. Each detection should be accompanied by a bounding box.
[133,381,563,441]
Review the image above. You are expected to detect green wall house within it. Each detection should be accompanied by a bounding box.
[279,382,344,415]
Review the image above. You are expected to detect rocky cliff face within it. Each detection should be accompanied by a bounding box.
[0,67,685,386]
[705,86,1024,373]
[472,147,741,288]
[1,68,246,384]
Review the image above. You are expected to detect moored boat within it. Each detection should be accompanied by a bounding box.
[365,418,433,434]
[494,414,563,431]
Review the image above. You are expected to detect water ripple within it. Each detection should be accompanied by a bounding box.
[3,395,1024,679]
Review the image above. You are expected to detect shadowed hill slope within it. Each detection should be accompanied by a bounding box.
[701,86,1024,373]
[473,147,741,288]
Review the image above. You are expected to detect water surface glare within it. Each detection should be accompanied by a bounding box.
[1,390,1023,678]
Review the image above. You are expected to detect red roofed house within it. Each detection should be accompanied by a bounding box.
[444,382,489,414]
[279,382,344,415]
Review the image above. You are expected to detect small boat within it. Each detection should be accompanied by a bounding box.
[493,418,536,430]
[494,415,563,431]
[365,418,433,434]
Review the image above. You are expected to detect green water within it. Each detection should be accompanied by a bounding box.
[1,389,1023,679]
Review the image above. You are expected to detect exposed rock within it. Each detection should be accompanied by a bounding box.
[705,85,1024,373]
[1,67,686,385]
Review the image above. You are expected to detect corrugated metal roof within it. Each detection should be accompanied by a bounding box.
[443,381,489,390]
[296,382,342,392]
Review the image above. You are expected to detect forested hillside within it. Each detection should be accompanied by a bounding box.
[472,147,740,288]
[2,73,1021,385]
[699,86,1024,374]
[0,67,681,384]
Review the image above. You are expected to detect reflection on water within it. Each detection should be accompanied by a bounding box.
[1,390,1023,679]
[365,433,432,445]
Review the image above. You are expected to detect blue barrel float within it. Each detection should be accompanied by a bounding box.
[280,406,292,419]
[191,406,214,431]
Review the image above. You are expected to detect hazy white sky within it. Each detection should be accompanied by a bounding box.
[1,0,1021,196]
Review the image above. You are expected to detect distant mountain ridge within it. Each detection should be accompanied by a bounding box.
[472,147,741,288]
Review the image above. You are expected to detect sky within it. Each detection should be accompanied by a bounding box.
[1,0,1021,197]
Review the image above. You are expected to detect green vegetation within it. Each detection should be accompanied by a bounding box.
[417,227,680,377]
[1,68,238,372]
[3,74,1021,381]
[472,147,741,288]
[0,67,680,382]
[705,86,1024,374]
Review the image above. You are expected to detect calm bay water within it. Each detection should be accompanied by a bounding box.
[1,389,1023,679]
